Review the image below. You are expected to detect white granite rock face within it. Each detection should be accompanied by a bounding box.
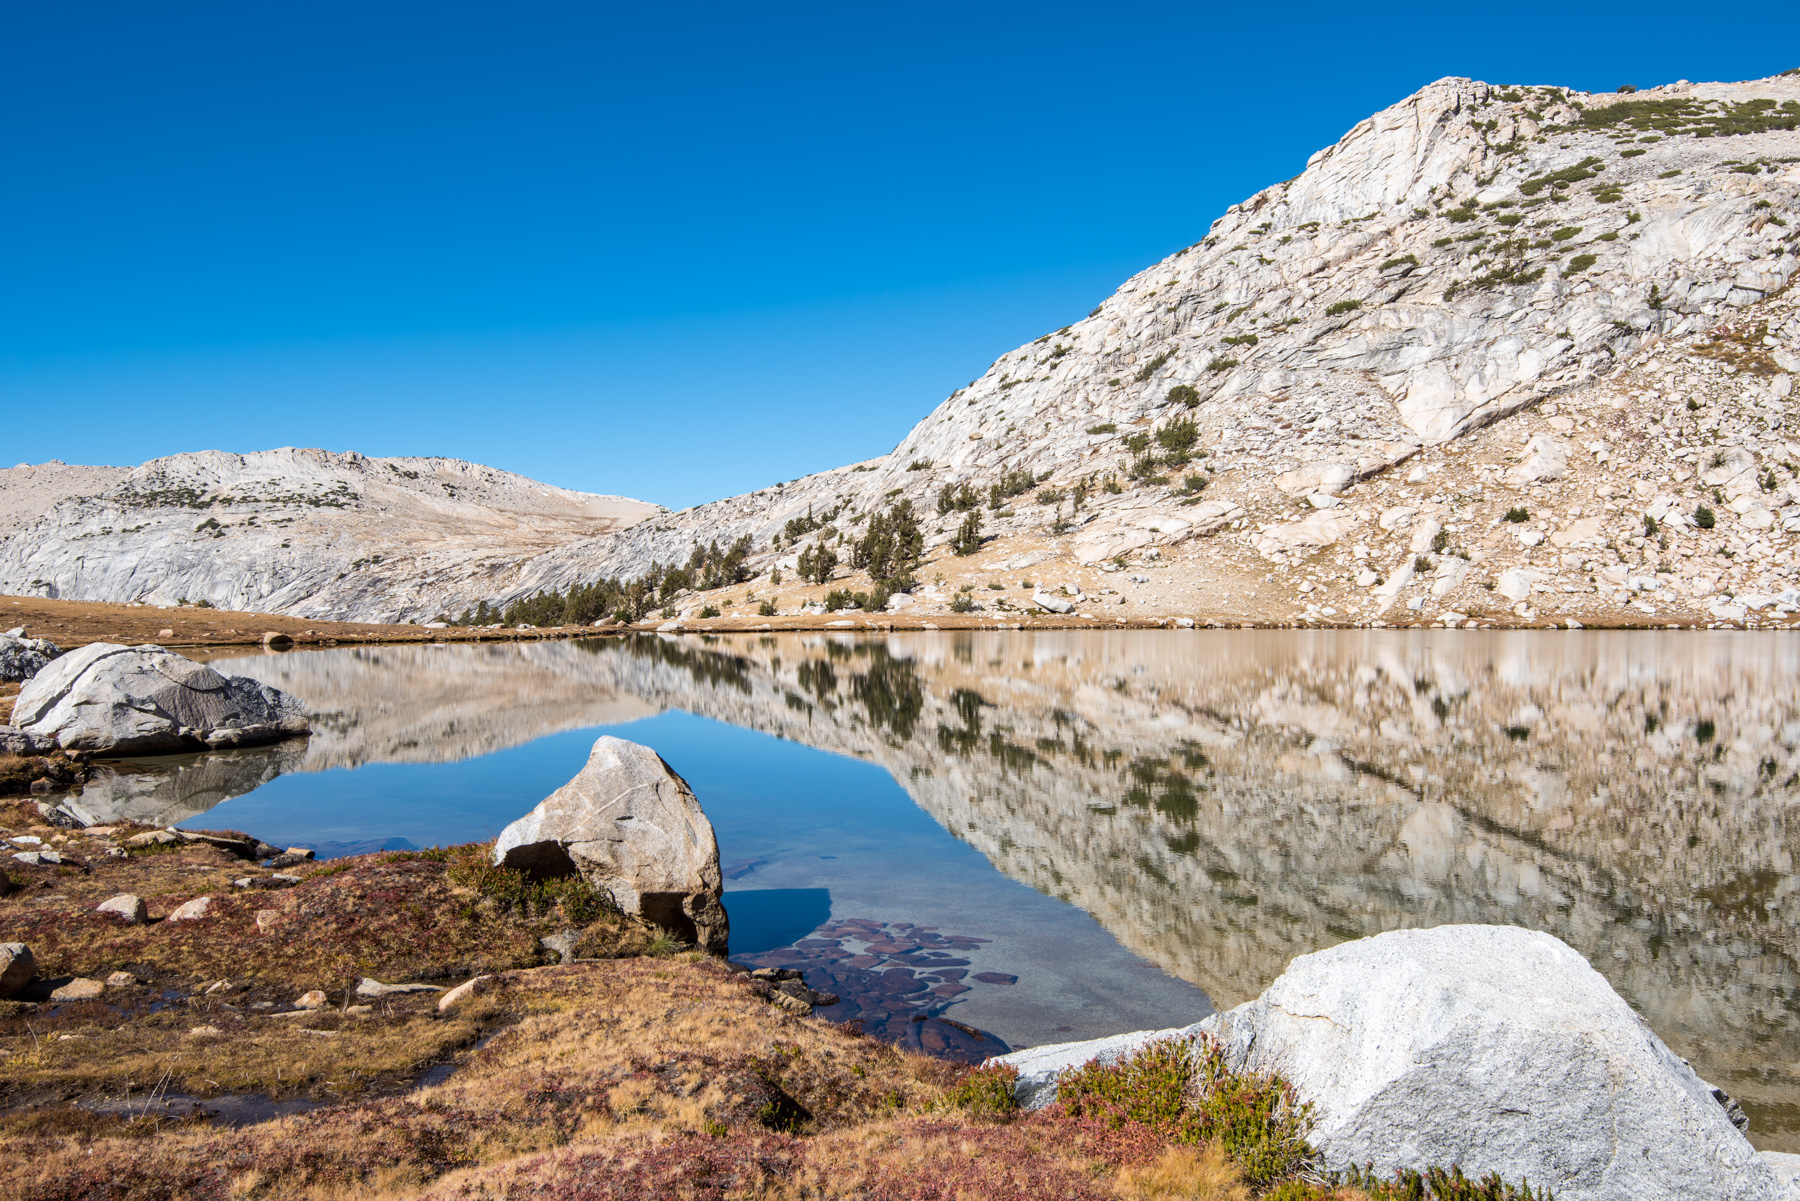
[0,450,662,623]
[996,926,1787,1201]
[494,735,727,954]
[13,643,309,754]
[510,72,1800,604]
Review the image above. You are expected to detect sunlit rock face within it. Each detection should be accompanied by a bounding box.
[59,630,1800,1148]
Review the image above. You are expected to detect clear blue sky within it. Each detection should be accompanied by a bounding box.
[4,4,1795,510]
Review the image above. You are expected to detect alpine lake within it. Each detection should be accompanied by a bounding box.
[43,629,1800,1151]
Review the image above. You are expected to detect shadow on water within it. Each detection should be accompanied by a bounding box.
[725,888,833,955]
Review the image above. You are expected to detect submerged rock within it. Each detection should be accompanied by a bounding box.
[996,925,1786,1201]
[12,643,309,755]
[494,735,727,955]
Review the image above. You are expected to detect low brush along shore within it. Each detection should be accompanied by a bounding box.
[0,799,1551,1201]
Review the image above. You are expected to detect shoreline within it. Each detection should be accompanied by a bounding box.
[2,595,1788,657]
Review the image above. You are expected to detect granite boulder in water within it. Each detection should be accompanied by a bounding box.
[12,643,309,755]
[494,735,727,955]
[997,925,1787,1201]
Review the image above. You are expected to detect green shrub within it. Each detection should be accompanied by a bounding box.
[1336,1164,1556,1200]
[1432,236,1454,247]
[1444,206,1479,223]
[850,499,924,586]
[1643,514,1659,537]
[935,1063,1020,1120]
[1414,555,1433,574]
[1087,422,1119,434]
[1620,147,1647,157]
[1504,507,1530,523]
[952,510,983,556]
[1380,254,1419,272]
[758,599,777,617]
[1520,156,1604,195]
[1156,415,1201,463]
[986,466,1041,509]
[697,605,721,619]
[1695,504,1716,529]
[1036,487,1065,506]
[949,592,976,613]
[1221,333,1259,346]
[905,459,933,471]
[936,481,978,514]
[1207,356,1239,373]
[1182,473,1208,495]
[442,842,616,925]
[1431,529,1450,553]
[797,540,838,585]
[1550,226,1582,241]
[1658,169,1681,178]
[1057,1036,1315,1187]
[1562,253,1598,277]
[1134,350,1173,381]
[1325,299,1362,316]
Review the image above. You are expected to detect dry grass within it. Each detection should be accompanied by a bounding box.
[1115,1145,1253,1200]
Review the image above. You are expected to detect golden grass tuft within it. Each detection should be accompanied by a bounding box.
[1114,1144,1251,1200]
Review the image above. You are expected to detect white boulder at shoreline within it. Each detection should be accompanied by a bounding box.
[9,643,310,755]
[494,735,728,955]
[995,925,1791,1201]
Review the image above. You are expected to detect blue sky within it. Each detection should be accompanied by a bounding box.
[4,4,1796,510]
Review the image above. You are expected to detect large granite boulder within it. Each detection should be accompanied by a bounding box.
[494,735,727,954]
[12,643,309,755]
[996,925,1787,1201]
[0,629,62,683]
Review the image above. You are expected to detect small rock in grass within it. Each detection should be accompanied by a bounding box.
[125,830,178,848]
[188,1025,222,1037]
[254,909,281,934]
[166,896,212,922]
[96,894,148,924]
[437,975,492,1012]
[293,990,329,1010]
[204,979,236,995]
[769,990,813,1016]
[0,943,35,998]
[50,978,104,1002]
[232,875,298,890]
[356,977,444,998]
[540,930,580,964]
[105,971,137,988]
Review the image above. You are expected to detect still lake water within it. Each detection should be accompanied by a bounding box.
[52,630,1800,1148]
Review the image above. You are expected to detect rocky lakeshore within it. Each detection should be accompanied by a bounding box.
[5,804,1796,1199]
[0,639,1795,1198]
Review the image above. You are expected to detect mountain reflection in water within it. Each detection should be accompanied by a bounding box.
[61,630,1800,1150]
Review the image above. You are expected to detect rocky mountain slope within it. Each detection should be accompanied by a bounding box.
[4,72,1799,627]
[518,72,1800,628]
[0,449,661,622]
